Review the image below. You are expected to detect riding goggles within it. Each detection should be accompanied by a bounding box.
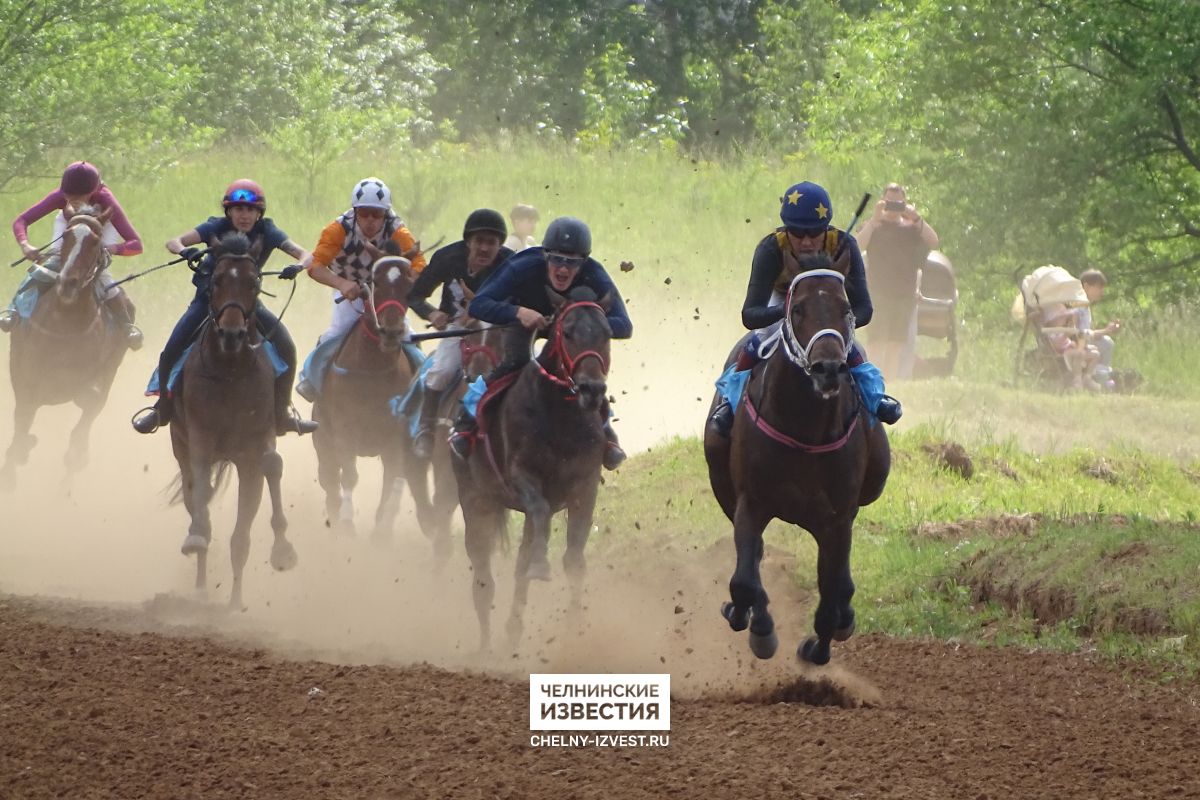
[227,188,263,205]
[547,252,586,269]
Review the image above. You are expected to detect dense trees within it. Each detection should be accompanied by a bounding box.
[2,0,1196,296]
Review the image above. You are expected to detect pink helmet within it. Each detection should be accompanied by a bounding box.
[60,161,101,196]
[222,178,267,210]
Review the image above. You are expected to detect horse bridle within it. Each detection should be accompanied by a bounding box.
[208,254,261,328]
[59,215,110,288]
[460,324,501,373]
[535,300,610,391]
[357,281,410,343]
[778,269,854,370]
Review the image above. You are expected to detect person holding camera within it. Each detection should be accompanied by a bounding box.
[856,183,940,379]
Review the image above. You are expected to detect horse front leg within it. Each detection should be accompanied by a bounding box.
[315,428,351,535]
[462,497,504,652]
[65,384,105,477]
[800,519,855,666]
[228,458,266,609]
[0,398,38,491]
[563,480,599,612]
[263,449,296,573]
[404,444,443,565]
[183,452,216,594]
[722,498,778,659]
[372,451,404,546]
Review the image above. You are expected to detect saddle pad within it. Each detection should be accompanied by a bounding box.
[145,339,287,397]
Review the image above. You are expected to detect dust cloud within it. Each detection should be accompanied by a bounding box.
[0,306,860,700]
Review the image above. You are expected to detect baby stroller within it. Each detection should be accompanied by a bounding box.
[911,250,959,378]
[1010,265,1090,390]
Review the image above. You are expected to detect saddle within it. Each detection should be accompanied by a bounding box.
[146,337,287,397]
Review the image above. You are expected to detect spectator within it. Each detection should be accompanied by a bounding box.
[505,203,539,252]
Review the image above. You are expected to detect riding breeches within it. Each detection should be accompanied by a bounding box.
[316,290,364,346]
[425,331,466,392]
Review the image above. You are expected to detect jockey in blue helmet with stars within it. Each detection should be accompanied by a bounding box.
[708,180,902,435]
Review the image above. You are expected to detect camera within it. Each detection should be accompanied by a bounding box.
[884,200,907,212]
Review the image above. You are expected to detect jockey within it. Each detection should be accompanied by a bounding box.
[131,179,317,436]
[405,208,513,459]
[1,161,142,345]
[708,181,903,436]
[450,216,633,470]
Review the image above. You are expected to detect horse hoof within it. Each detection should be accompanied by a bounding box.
[370,528,393,548]
[748,629,779,660]
[798,637,831,665]
[181,535,208,555]
[525,558,552,582]
[833,619,856,642]
[505,616,524,646]
[721,601,749,632]
[270,541,298,572]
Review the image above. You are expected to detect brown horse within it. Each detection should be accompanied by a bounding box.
[2,205,129,489]
[312,254,433,543]
[452,286,613,650]
[704,252,890,665]
[424,319,506,565]
[170,231,297,607]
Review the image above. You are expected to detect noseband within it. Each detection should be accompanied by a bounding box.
[779,269,853,370]
[535,301,610,391]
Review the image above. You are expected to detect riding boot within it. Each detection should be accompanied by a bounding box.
[274,383,318,436]
[875,395,903,425]
[601,420,627,470]
[449,406,477,460]
[709,399,735,437]
[132,391,172,434]
[413,386,445,459]
[105,291,143,350]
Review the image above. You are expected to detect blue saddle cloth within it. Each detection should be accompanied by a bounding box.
[146,340,287,397]
[714,360,886,425]
[389,356,436,438]
[302,331,425,401]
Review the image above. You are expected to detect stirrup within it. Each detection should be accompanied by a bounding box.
[603,441,627,471]
[0,310,16,333]
[709,400,734,437]
[277,407,318,436]
[875,395,903,425]
[449,430,473,460]
[131,406,161,434]
[126,324,144,351]
[412,428,435,459]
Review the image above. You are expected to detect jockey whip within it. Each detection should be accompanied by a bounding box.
[833,193,872,260]
[9,234,65,267]
[255,264,303,342]
[104,250,208,291]
[407,323,518,344]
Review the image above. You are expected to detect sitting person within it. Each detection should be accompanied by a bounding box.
[709,180,903,436]
[1078,268,1122,388]
[405,208,513,458]
[132,179,317,435]
[450,216,632,470]
[1040,301,1100,391]
[505,203,539,252]
[1,161,142,345]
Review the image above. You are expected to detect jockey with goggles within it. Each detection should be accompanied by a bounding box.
[449,216,633,470]
[405,208,513,460]
[2,161,143,346]
[708,181,903,436]
[131,179,317,436]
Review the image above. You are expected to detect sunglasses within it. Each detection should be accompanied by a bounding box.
[786,226,827,240]
[356,207,386,220]
[547,252,586,269]
[227,188,262,204]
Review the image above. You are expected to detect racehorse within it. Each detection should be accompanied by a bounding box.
[169,231,297,607]
[312,251,433,543]
[2,205,130,489]
[703,252,890,665]
[452,285,613,650]
[423,318,506,565]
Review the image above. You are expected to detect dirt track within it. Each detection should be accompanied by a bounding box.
[3,593,1200,800]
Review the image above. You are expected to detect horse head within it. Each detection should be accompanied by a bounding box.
[459,317,503,380]
[55,204,112,304]
[367,251,415,352]
[544,285,613,412]
[207,232,262,354]
[783,252,855,398]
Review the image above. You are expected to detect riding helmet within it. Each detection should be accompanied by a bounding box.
[541,216,591,256]
[462,208,507,240]
[779,181,833,233]
[222,178,267,210]
[351,177,392,210]
[60,161,101,196]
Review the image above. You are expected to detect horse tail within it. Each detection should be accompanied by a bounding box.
[164,460,235,506]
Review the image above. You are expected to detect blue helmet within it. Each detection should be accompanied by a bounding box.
[779,182,833,232]
[542,216,591,256]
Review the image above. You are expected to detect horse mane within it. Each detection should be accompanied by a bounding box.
[796,252,833,272]
[565,285,600,303]
[214,230,252,257]
[72,203,103,218]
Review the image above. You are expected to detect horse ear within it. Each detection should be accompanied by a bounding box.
[831,237,852,277]
[546,286,568,310]
[207,236,223,257]
[97,205,114,225]
[248,239,263,261]
[64,202,77,221]
[596,291,614,313]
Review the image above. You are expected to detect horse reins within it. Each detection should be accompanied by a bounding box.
[534,301,610,392]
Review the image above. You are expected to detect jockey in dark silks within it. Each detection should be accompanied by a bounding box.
[131,179,317,436]
[449,216,633,470]
[708,181,903,435]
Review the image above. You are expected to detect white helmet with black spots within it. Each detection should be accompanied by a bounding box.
[351,177,392,210]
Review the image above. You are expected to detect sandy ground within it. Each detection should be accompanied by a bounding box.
[3,307,1200,798]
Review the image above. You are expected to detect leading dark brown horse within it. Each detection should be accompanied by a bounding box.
[452,286,614,650]
[170,232,297,607]
[2,205,130,489]
[704,252,890,665]
[312,253,433,544]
